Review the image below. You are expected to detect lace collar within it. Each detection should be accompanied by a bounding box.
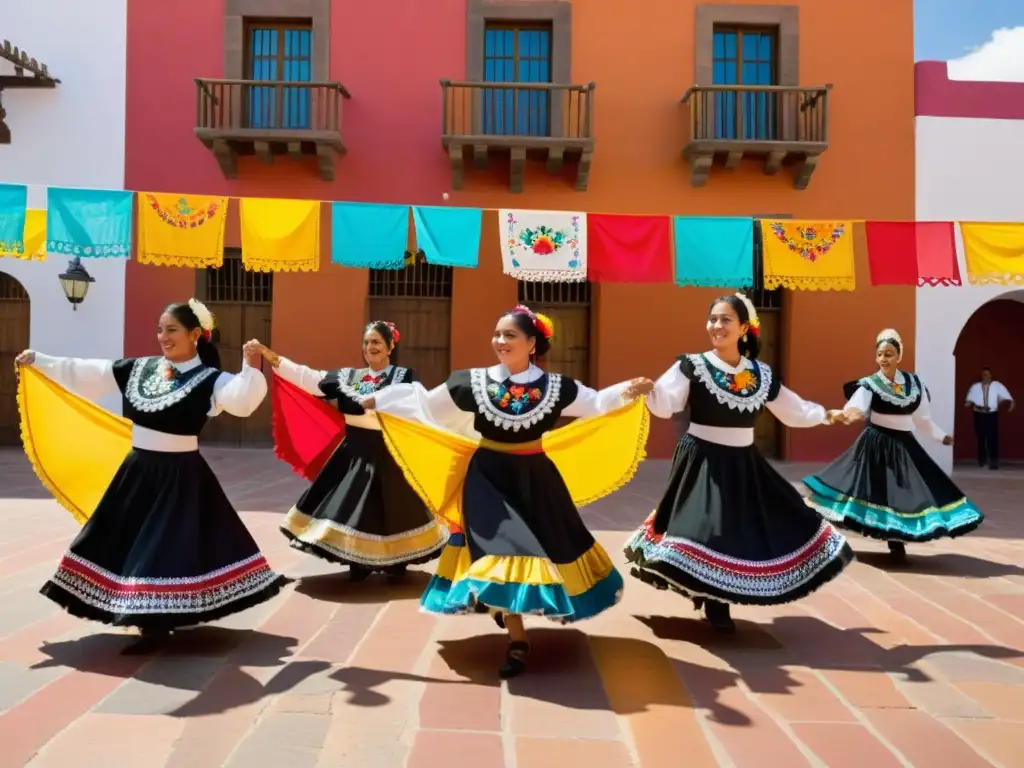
[689,351,772,413]
[861,369,920,407]
[470,364,561,431]
[336,365,407,398]
[125,356,219,413]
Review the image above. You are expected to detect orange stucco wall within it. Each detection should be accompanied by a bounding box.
[124,0,916,459]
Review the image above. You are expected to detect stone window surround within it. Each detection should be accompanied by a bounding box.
[465,0,572,85]
[694,4,799,86]
[223,0,331,81]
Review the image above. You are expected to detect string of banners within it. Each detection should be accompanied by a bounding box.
[2,183,1023,289]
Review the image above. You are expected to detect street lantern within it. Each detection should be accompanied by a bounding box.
[58,257,95,310]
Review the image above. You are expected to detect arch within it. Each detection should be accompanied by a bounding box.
[0,271,31,445]
[916,286,1024,473]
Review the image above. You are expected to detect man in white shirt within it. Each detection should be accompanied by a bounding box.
[964,368,1014,470]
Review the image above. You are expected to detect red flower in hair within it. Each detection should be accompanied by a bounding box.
[385,322,401,344]
[201,329,212,342]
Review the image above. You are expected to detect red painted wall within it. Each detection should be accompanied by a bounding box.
[953,299,1024,463]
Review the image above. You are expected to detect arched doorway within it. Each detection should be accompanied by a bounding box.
[0,272,30,445]
[952,294,1024,465]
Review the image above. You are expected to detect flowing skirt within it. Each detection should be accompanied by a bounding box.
[280,426,447,568]
[40,449,287,631]
[625,434,853,605]
[803,424,983,542]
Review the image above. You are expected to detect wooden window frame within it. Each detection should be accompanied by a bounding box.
[710,26,779,86]
[243,19,315,80]
[695,5,798,87]
[224,0,330,81]
[467,0,571,135]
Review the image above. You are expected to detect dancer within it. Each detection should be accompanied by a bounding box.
[624,294,854,633]
[252,321,447,581]
[360,305,653,678]
[803,329,983,562]
[15,300,286,653]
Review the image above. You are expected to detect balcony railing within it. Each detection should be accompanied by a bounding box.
[195,78,350,138]
[441,80,594,146]
[680,84,831,188]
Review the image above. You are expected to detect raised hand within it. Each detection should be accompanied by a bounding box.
[14,350,35,366]
[242,339,264,369]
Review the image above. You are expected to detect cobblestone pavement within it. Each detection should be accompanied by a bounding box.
[0,448,1022,767]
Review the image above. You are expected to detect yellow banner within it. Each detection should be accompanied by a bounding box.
[21,209,47,260]
[760,220,856,291]
[240,198,321,273]
[960,223,1024,286]
[137,193,228,267]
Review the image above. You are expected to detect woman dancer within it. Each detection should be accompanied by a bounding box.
[15,300,286,653]
[803,329,982,561]
[624,294,854,633]
[253,321,447,580]
[361,305,653,678]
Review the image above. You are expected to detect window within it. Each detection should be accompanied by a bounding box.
[518,280,591,385]
[202,248,274,305]
[712,26,778,140]
[369,250,453,299]
[244,21,314,129]
[483,24,552,136]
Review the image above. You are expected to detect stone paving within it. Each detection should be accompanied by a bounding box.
[0,448,1023,767]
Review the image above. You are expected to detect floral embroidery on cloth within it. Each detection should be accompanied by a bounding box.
[486,381,545,414]
[759,220,856,292]
[769,222,845,262]
[689,354,773,413]
[860,371,921,408]
[470,368,562,431]
[499,209,587,282]
[334,367,407,400]
[126,358,218,413]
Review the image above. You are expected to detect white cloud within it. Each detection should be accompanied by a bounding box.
[946,26,1024,82]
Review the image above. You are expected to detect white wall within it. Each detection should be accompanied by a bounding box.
[0,1,127,412]
[915,115,1024,472]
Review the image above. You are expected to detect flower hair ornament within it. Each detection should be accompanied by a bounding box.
[367,320,401,348]
[188,298,216,342]
[734,293,761,339]
[876,328,903,362]
[512,304,555,339]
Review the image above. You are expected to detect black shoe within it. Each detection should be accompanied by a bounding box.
[498,641,530,679]
[491,609,506,630]
[692,597,705,612]
[704,600,736,634]
[349,565,372,582]
[888,541,908,562]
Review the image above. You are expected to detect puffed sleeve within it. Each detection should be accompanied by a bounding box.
[373,380,476,436]
[209,363,268,417]
[765,386,829,427]
[560,380,632,419]
[31,353,118,401]
[645,360,691,420]
[911,383,948,443]
[274,356,327,396]
[844,386,873,415]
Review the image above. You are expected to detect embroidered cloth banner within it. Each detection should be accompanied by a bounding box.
[21,210,47,261]
[673,216,753,288]
[412,206,482,268]
[331,202,408,269]
[240,198,321,272]
[587,214,672,283]
[46,188,133,258]
[0,184,28,258]
[960,223,1024,285]
[864,221,960,286]
[760,220,856,291]
[137,193,228,268]
[498,209,587,281]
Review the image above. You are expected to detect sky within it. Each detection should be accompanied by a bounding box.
[915,0,1024,80]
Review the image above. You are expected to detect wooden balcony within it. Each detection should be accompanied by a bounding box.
[441,80,595,193]
[194,78,351,181]
[680,84,831,189]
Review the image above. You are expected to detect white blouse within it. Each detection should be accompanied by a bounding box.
[371,363,632,440]
[274,357,392,430]
[846,370,947,442]
[646,352,828,447]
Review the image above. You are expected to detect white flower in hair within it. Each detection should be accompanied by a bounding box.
[188,298,216,332]
[734,292,760,328]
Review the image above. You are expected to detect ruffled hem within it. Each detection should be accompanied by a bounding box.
[965,272,1024,286]
[40,574,289,631]
[672,275,753,288]
[803,478,984,543]
[242,256,319,273]
[764,275,855,291]
[136,251,224,268]
[281,527,446,569]
[624,517,854,606]
[505,269,587,283]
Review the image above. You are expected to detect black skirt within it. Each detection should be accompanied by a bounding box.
[40,449,287,631]
[625,434,854,605]
[280,426,447,569]
[803,424,984,542]
[422,447,623,621]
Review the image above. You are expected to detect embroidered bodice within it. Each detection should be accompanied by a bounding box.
[112,357,221,436]
[680,353,782,428]
[846,370,923,415]
[319,365,413,416]
[447,366,579,443]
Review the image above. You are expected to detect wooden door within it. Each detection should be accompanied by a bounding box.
[0,273,30,445]
[754,309,780,457]
[368,297,451,388]
[530,304,589,384]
